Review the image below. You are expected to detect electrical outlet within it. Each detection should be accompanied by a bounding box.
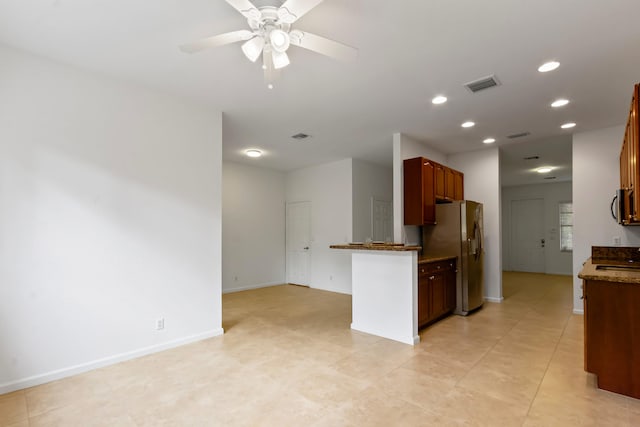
[156,318,165,330]
[614,236,621,246]
[234,276,238,282]
[329,275,333,281]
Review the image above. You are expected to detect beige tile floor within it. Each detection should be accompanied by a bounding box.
[2,272,640,426]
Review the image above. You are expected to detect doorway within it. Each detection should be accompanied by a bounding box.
[510,198,545,273]
[371,198,392,242]
[286,201,311,286]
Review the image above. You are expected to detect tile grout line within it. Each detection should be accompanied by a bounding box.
[522,309,573,421]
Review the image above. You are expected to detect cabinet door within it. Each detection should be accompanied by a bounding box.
[403,157,436,225]
[435,163,445,200]
[453,171,464,201]
[422,160,436,224]
[445,263,457,312]
[445,168,455,200]
[430,273,446,321]
[417,271,430,327]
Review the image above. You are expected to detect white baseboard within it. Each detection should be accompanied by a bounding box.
[0,328,224,395]
[222,281,283,294]
[573,308,584,315]
[484,296,504,303]
[312,284,352,295]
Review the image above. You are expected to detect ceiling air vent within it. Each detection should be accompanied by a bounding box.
[507,132,531,139]
[464,75,501,93]
[523,155,539,160]
[291,133,310,140]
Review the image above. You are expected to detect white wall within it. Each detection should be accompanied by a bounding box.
[286,159,353,294]
[392,133,447,245]
[352,159,393,242]
[0,45,223,393]
[502,182,573,275]
[222,162,285,293]
[448,148,502,302]
[572,125,640,313]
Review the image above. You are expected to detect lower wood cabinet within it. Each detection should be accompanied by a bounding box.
[418,258,457,328]
[583,279,640,399]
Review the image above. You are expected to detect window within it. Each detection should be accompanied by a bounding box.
[559,202,573,252]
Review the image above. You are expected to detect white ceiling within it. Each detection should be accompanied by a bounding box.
[0,0,638,184]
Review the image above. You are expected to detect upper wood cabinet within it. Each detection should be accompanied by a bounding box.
[404,157,465,225]
[620,83,640,224]
[404,157,436,225]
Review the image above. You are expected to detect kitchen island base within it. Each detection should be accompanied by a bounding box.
[349,250,419,345]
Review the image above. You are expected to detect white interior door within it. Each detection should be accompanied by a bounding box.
[372,198,392,242]
[511,198,545,273]
[286,201,311,286]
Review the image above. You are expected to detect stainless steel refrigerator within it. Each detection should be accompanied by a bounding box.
[422,200,484,315]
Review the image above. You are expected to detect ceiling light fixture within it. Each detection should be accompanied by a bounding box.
[538,61,560,72]
[432,95,447,105]
[461,121,475,128]
[245,149,263,158]
[561,122,576,129]
[483,138,496,144]
[551,99,570,108]
[241,37,265,62]
[179,2,359,89]
[537,167,553,174]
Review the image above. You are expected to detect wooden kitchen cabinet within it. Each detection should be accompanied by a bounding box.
[619,83,640,224]
[434,163,446,200]
[453,170,464,201]
[583,278,640,399]
[404,157,465,225]
[404,157,436,225]
[418,258,457,328]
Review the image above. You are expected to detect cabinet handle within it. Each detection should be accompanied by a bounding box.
[429,276,435,280]
[420,268,425,273]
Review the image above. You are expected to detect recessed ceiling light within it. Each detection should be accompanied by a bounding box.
[538,61,560,72]
[245,149,262,158]
[267,84,274,90]
[537,167,553,174]
[561,122,576,129]
[432,95,447,105]
[483,138,496,144]
[461,121,475,128]
[551,99,570,108]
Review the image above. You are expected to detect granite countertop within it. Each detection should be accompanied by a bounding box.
[578,257,640,284]
[418,255,457,264]
[330,243,422,251]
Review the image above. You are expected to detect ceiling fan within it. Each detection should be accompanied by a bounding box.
[180,0,358,88]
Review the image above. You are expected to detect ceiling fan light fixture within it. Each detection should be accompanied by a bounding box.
[241,36,265,62]
[272,50,290,69]
[269,29,290,53]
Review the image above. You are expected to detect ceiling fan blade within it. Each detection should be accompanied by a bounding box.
[179,30,254,53]
[225,0,261,20]
[277,0,324,23]
[289,30,358,62]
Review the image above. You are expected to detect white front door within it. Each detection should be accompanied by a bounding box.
[372,198,393,242]
[511,198,545,273]
[286,201,311,286]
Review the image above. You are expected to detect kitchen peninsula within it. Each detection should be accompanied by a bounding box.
[331,243,457,346]
[578,246,640,399]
